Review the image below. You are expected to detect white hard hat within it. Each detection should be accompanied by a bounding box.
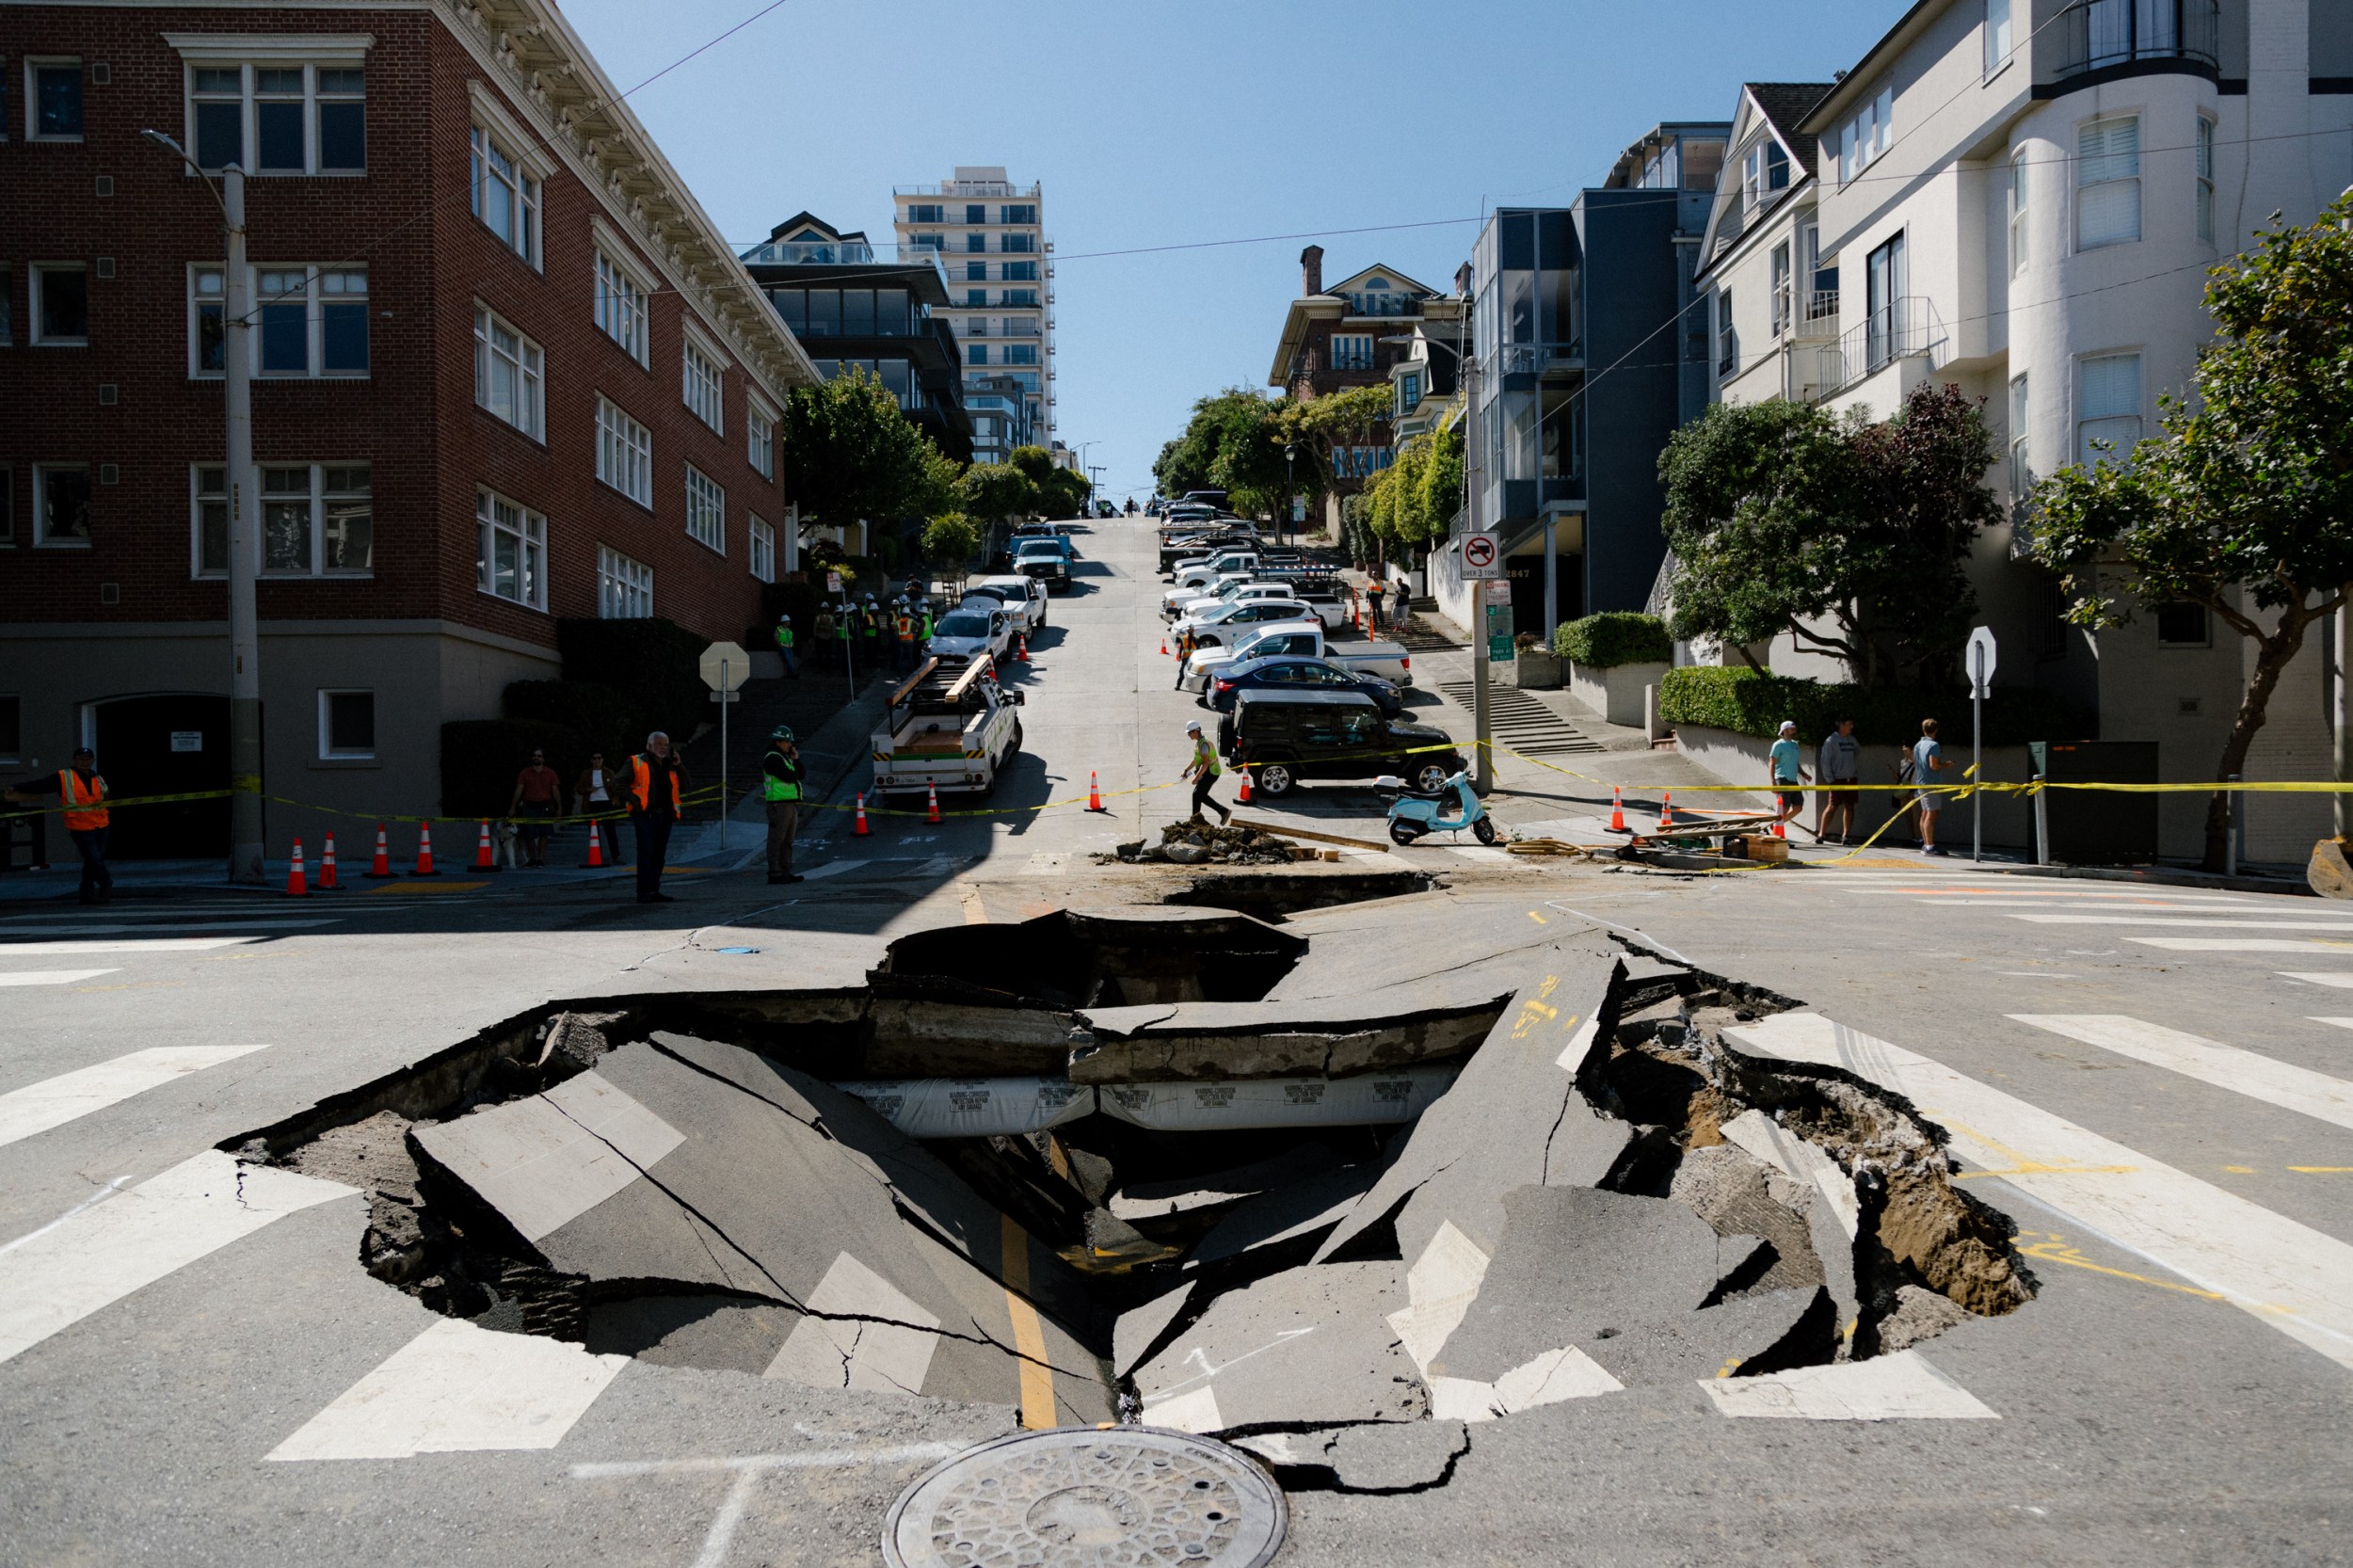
[1185,720,1203,735]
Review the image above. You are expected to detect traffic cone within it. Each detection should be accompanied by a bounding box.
[1773,818,1787,839]
[1658,792,1676,829]
[926,783,942,824]
[1607,786,1628,833]
[853,793,871,836]
[1086,771,1106,812]
[1237,766,1253,805]
[412,823,440,876]
[583,821,606,868]
[472,820,502,872]
[316,832,343,890]
[1160,632,1170,656]
[1016,632,1030,663]
[364,823,393,878]
[284,838,309,898]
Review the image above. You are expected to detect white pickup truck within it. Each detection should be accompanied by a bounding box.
[869,655,1026,799]
[1180,621,1413,692]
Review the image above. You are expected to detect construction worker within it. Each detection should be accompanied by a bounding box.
[858,593,883,673]
[893,598,918,673]
[773,615,798,680]
[1180,719,1229,825]
[835,600,855,674]
[625,730,686,904]
[6,745,110,904]
[810,605,836,672]
[761,725,805,885]
[916,598,936,648]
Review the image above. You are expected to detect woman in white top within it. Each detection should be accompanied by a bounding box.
[574,752,625,864]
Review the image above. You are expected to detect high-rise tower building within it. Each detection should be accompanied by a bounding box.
[893,168,1052,464]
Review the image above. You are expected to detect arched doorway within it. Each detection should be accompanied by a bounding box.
[90,694,232,859]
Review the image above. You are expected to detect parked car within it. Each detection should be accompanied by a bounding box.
[1220,689,1464,797]
[1013,537,1072,592]
[962,574,1049,633]
[1165,578,1297,621]
[925,603,1014,664]
[1182,622,1413,690]
[1170,598,1315,648]
[1206,655,1405,717]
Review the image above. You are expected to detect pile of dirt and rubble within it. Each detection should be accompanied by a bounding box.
[1112,821,1301,865]
[228,900,2033,1492]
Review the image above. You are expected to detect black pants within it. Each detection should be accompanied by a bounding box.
[632,812,674,900]
[69,827,112,901]
[1191,773,1228,823]
[766,800,799,877]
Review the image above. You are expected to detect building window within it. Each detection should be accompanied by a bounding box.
[1330,334,1374,372]
[2007,146,2028,275]
[1001,204,1036,225]
[240,266,368,376]
[1769,243,1792,336]
[1742,141,1788,211]
[965,232,986,253]
[968,344,988,365]
[1002,232,1037,254]
[1398,372,1421,415]
[595,395,654,506]
[684,465,725,553]
[472,305,543,440]
[595,248,650,364]
[965,288,987,309]
[1002,288,1040,307]
[682,336,725,434]
[2008,374,2031,501]
[1984,0,2013,73]
[191,462,370,575]
[34,465,90,547]
[1717,290,1737,376]
[2195,117,2215,244]
[907,203,943,224]
[2077,352,2142,465]
[2155,603,2210,648]
[599,545,652,617]
[27,58,81,140]
[186,63,364,174]
[475,488,546,609]
[2077,116,2140,249]
[748,514,776,583]
[32,264,87,344]
[471,123,539,264]
[1002,261,1038,281]
[318,690,376,759]
[965,261,986,281]
[1004,344,1039,366]
[746,402,776,481]
[1838,84,1893,183]
[965,203,986,225]
[910,232,944,251]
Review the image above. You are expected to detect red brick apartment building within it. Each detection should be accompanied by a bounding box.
[0,0,814,856]
[1266,245,1441,517]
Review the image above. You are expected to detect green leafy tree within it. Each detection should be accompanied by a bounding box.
[959,462,1035,526]
[1154,389,1294,516]
[2029,195,2353,871]
[921,513,982,590]
[1282,384,1394,504]
[778,366,954,533]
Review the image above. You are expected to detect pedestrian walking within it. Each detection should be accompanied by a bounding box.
[6,745,110,904]
[1367,580,1386,631]
[507,747,563,867]
[1181,718,1229,824]
[1816,717,1861,843]
[812,606,837,672]
[626,731,686,903]
[1768,720,1810,829]
[1913,718,1955,856]
[575,751,625,864]
[774,615,799,680]
[761,726,805,885]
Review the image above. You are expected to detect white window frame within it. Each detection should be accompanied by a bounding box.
[33,463,92,548]
[30,262,88,346]
[178,59,367,176]
[2075,115,2141,251]
[317,688,376,760]
[683,464,726,555]
[681,325,726,435]
[2077,351,2143,467]
[472,302,544,440]
[468,88,544,268]
[24,56,83,143]
[236,264,369,378]
[1984,0,2013,76]
[474,487,548,610]
[595,395,653,507]
[746,397,777,481]
[1717,288,1737,376]
[212,460,372,577]
[1769,242,1792,337]
[1330,333,1374,372]
[748,513,776,583]
[2007,146,2029,276]
[2008,373,2031,501]
[2195,116,2216,245]
[1839,86,1893,184]
[598,544,653,618]
[593,228,654,366]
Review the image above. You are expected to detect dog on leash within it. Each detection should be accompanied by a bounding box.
[491,819,521,870]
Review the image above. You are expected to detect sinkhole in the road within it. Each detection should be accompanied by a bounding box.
[231,902,2034,1469]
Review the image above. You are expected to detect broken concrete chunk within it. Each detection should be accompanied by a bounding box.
[1667,1144,1826,1297]
[1133,1261,1425,1432]
[1315,952,1627,1266]
[1235,1419,1471,1493]
[1110,1144,1338,1224]
[583,1292,806,1375]
[1871,1282,1972,1354]
[1112,1281,1196,1378]
[1190,1160,1380,1271]
[1719,1110,1862,1344]
[1070,998,1505,1083]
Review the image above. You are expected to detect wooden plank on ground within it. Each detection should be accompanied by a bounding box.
[1228,816,1392,852]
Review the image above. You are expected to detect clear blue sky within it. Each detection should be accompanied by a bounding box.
[565,0,1901,503]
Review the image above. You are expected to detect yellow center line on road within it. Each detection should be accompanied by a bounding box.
[998,1215,1057,1430]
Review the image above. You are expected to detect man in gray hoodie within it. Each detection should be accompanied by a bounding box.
[1817,717,1861,843]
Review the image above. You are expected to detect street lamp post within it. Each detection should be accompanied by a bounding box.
[146,130,264,883]
[1284,443,1296,546]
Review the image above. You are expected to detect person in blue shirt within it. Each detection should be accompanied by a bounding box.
[1768,719,1809,828]
[1913,718,1955,856]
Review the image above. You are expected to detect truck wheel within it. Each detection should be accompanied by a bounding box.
[1007,722,1023,756]
[1473,817,1500,845]
[1414,762,1451,793]
[1390,821,1423,846]
[1256,762,1295,798]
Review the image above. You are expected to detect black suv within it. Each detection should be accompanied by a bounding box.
[1220,689,1463,798]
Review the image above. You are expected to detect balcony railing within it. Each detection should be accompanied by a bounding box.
[1822,295,1947,394]
[738,239,948,277]
[896,181,1040,199]
[2055,0,2218,79]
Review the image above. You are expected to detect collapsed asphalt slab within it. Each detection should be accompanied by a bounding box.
[1130,1261,1425,1432]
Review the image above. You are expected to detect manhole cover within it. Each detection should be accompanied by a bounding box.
[882,1427,1287,1568]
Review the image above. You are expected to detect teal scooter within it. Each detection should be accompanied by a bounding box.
[1380,769,1498,846]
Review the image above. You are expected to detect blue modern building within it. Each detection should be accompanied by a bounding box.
[1459,121,1727,638]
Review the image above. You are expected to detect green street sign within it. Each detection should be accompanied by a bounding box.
[1488,634,1514,662]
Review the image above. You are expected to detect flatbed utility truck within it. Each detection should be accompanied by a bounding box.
[869,655,1025,799]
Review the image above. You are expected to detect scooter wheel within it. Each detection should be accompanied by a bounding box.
[1389,822,1423,847]
[1473,817,1499,845]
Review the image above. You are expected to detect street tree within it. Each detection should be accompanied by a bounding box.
[959,462,1034,527]
[778,366,955,536]
[1154,389,1292,516]
[1281,384,1392,502]
[2029,194,2353,871]
[920,513,982,591]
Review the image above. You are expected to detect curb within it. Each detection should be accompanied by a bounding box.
[1986,861,2313,898]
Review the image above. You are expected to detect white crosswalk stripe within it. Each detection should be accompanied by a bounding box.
[0,969,119,987]
[2283,972,2353,988]
[2009,1016,2353,1133]
[1727,1012,2353,1375]
[2009,915,2353,930]
[2129,936,2353,952]
[0,937,266,955]
[0,1151,353,1368]
[1699,1351,1998,1420]
[0,1045,270,1147]
[5,920,341,936]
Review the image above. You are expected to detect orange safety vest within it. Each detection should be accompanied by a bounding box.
[628,754,681,814]
[60,769,108,831]
[896,615,914,640]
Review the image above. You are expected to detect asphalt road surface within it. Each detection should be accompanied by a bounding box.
[2,515,2348,1566]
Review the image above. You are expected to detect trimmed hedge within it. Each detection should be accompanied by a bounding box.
[504,680,642,772]
[555,617,707,744]
[1554,612,1672,667]
[440,719,581,820]
[1659,665,2088,747]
